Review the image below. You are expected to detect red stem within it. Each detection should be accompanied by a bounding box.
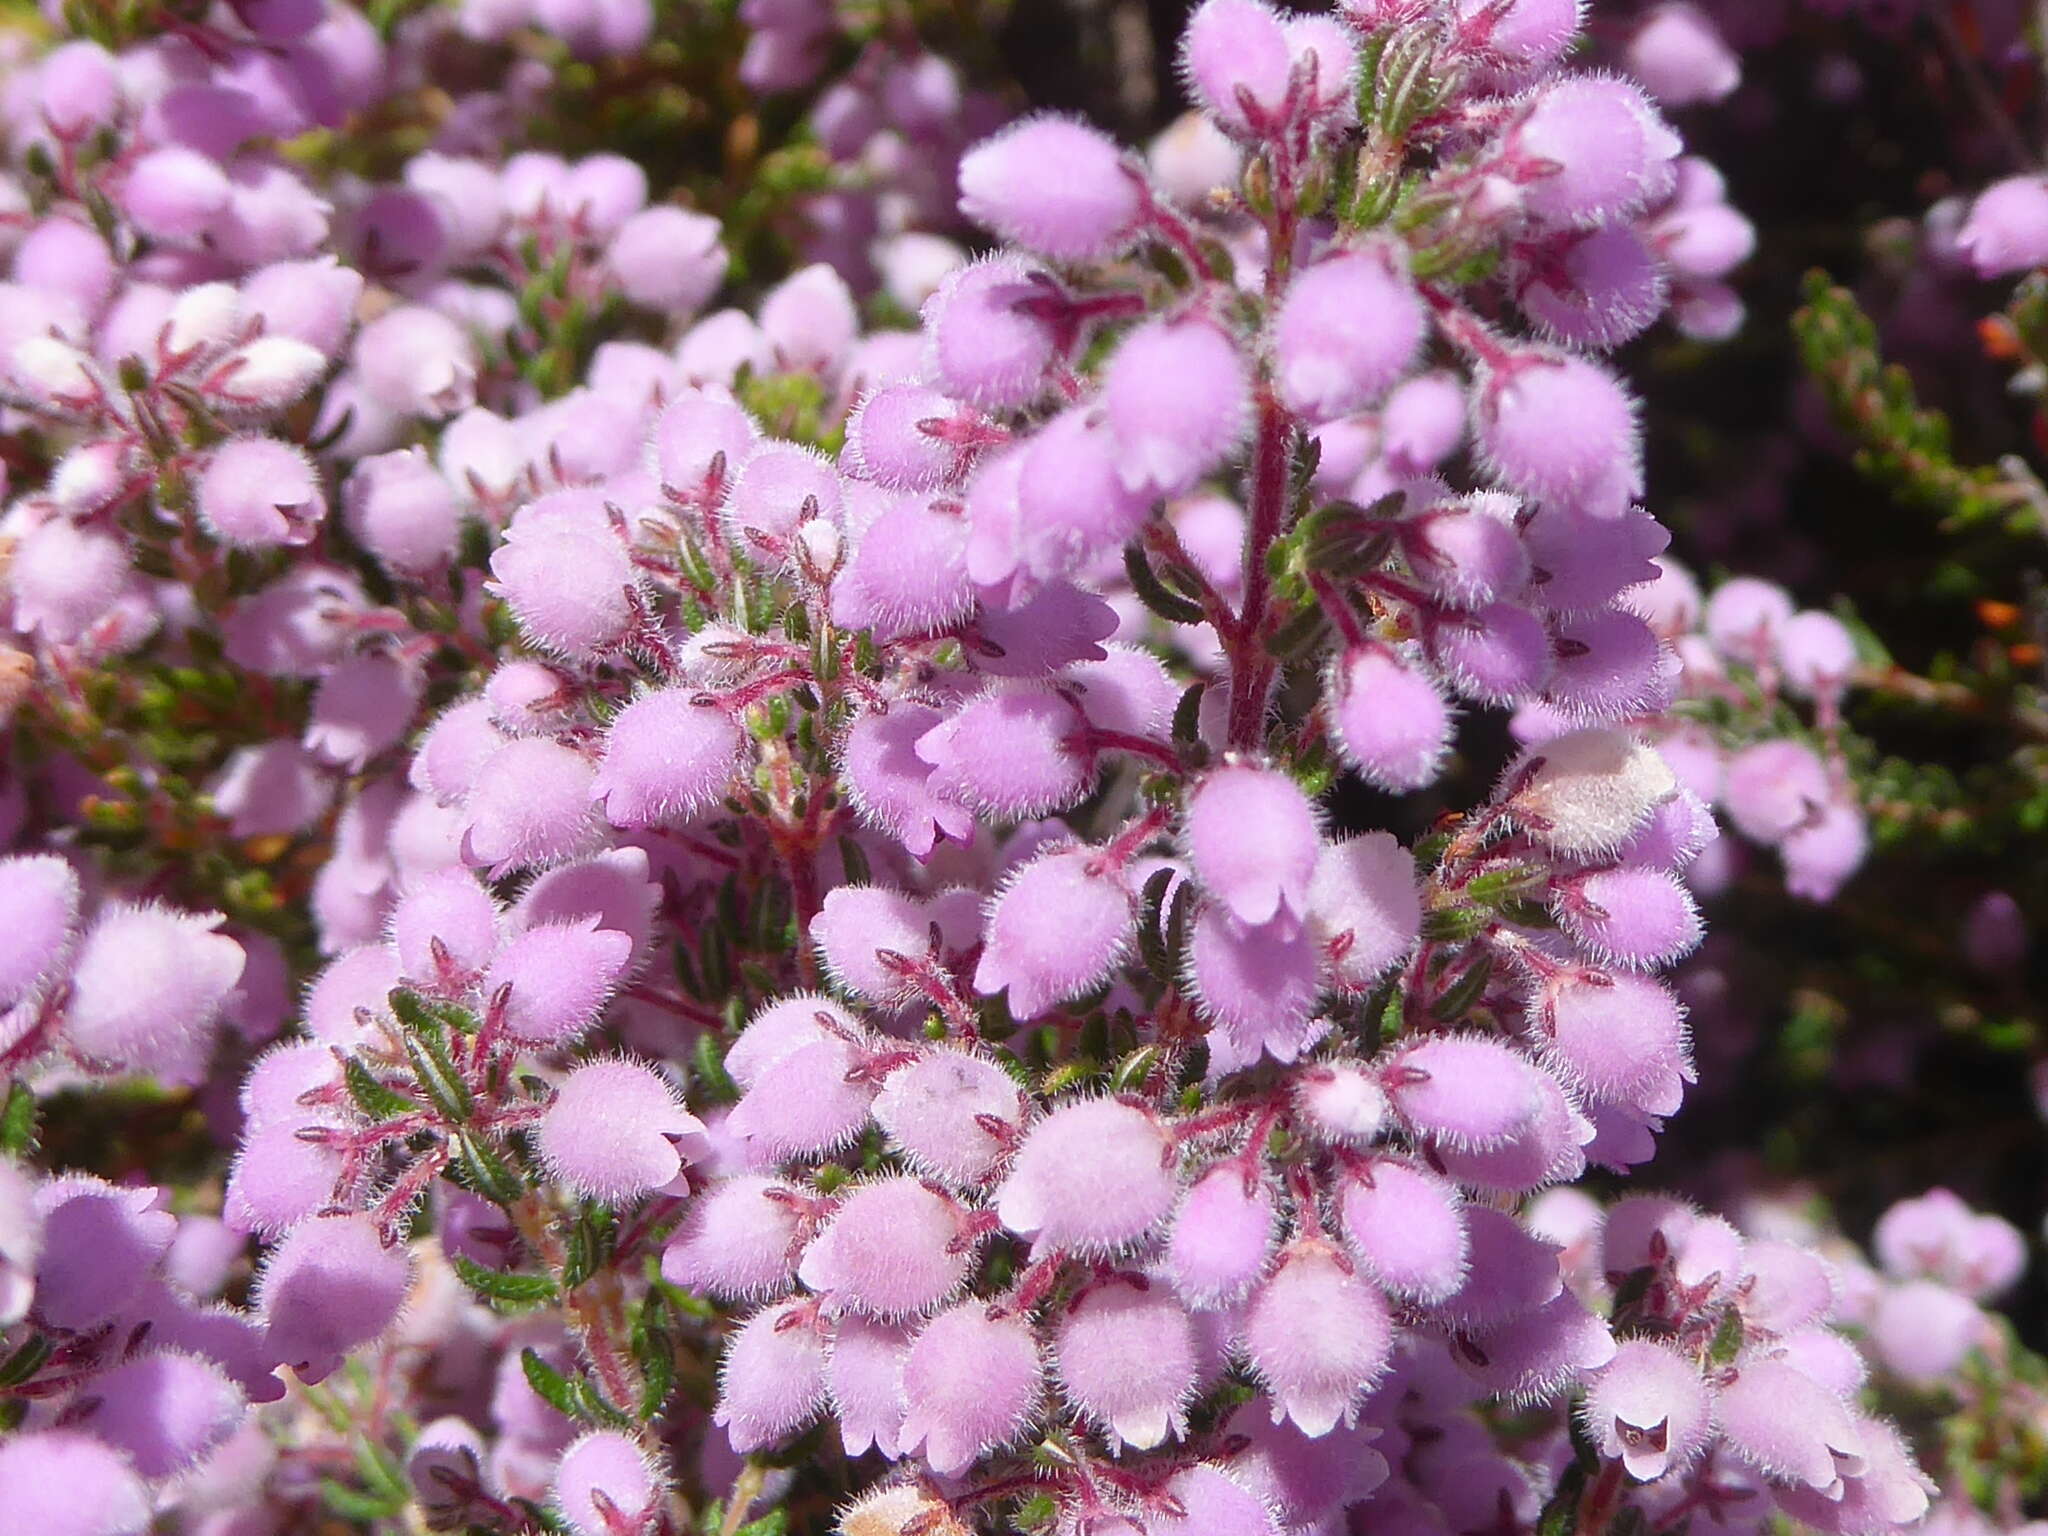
[1226,389,1296,749]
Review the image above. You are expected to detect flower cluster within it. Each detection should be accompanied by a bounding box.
[0,0,2033,1532]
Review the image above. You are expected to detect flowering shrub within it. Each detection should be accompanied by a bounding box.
[0,0,2043,1533]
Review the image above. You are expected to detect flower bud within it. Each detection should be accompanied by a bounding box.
[1722,740,1828,846]
[973,846,1132,1020]
[872,1047,1025,1188]
[760,263,859,378]
[64,902,245,1082]
[489,526,639,659]
[354,305,476,419]
[1340,1160,1469,1303]
[726,1023,877,1159]
[0,1430,151,1536]
[38,41,120,138]
[1478,353,1641,514]
[257,1213,412,1383]
[9,518,128,642]
[1180,0,1291,138]
[197,436,324,549]
[388,866,499,982]
[1293,1063,1388,1144]
[1164,1163,1276,1309]
[1011,407,1152,581]
[996,1097,1176,1252]
[485,919,631,1045]
[1556,866,1701,968]
[206,335,327,414]
[607,205,727,315]
[899,1301,1043,1476]
[1544,971,1690,1113]
[1508,729,1678,857]
[229,261,358,365]
[538,1058,705,1203]
[461,737,603,874]
[957,115,1142,261]
[660,1173,804,1303]
[1103,314,1251,497]
[1383,1033,1547,1152]
[121,146,232,243]
[1185,764,1320,928]
[1510,77,1680,229]
[302,946,399,1046]
[553,1431,662,1536]
[1327,647,1453,793]
[813,885,941,1005]
[799,1177,973,1319]
[1780,794,1867,902]
[1628,4,1740,107]
[1057,1274,1200,1450]
[1958,174,2048,278]
[304,652,424,772]
[1273,249,1425,421]
[844,383,973,492]
[1778,610,1857,700]
[921,255,1059,410]
[344,448,461,574]
[0,854,79,1010]
[724,442,842,546]
[1307,833,1421,989]
[1244,1239,1393,1435]
[1583,1338,1712,1481]
[209,740,334,839]
[837,1485,972,1536]
[591,689,746,828]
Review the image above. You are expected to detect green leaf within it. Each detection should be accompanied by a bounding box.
[1610,1264,1656,1315]
[320,1478,403,1521]
[343,1057,419,1122]
[1135,865,1176,984]
[1124,545,1207,626]
[454,1132,524,1208]
[694,1031,739,1104]
[562,1207,616,1291]
[0,1082,38,1158]
[633,1292,677,1421]
[1429,953,1494,1022]
[398,1017,475,1124]
[387,987,474,1043]
[522,1348,589,1421]
[1707,1305,1746,1365]
[1266,600,1329,661]
[1536,1462,1586,1536]
[1111,1045,1163,1093]
[0,1332,51,1388]
[353,1433,411,1504]
[1420,905,1489,943]
[452,1256,557,1308]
